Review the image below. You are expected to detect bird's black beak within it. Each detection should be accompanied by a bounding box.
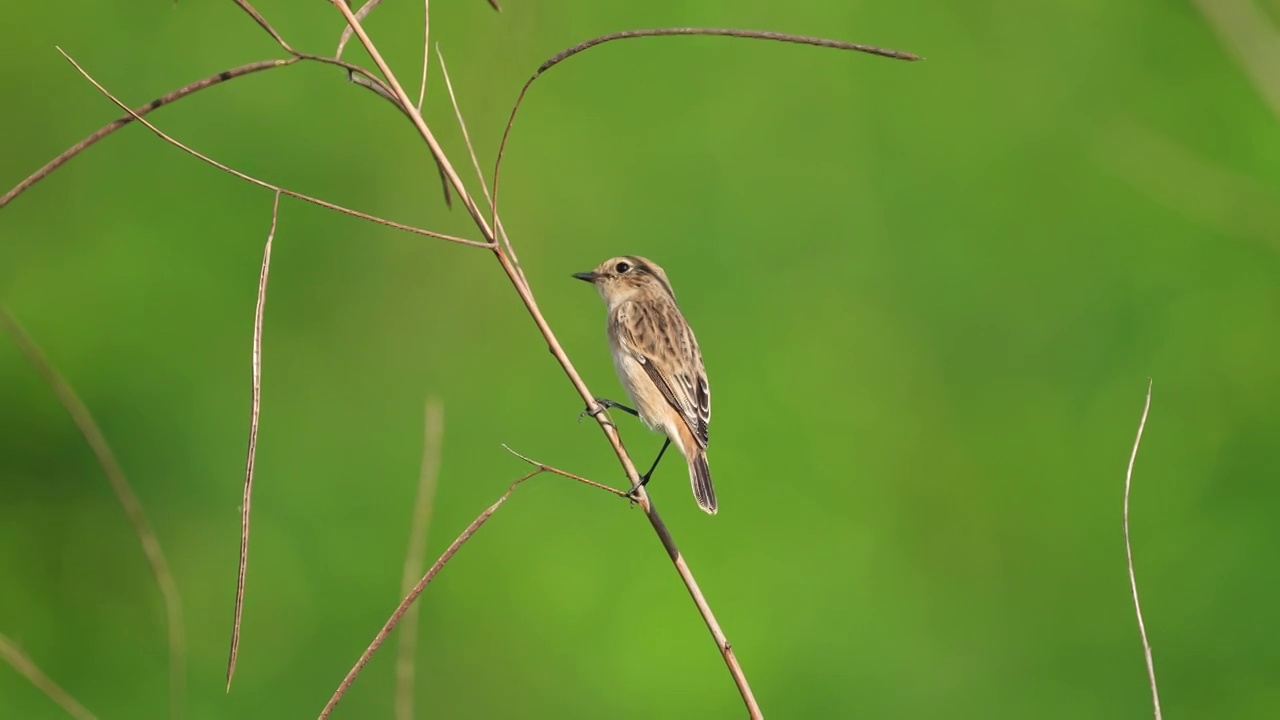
[572,271,598,283]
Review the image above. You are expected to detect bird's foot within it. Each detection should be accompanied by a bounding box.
[623,472,652,507]
[578,398,638,422]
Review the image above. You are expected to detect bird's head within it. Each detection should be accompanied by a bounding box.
[572,256,675,309]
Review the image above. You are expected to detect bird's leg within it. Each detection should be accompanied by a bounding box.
[578,397,639,422]
[626,437,671,498]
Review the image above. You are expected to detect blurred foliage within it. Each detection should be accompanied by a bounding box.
[3,1,1279,718]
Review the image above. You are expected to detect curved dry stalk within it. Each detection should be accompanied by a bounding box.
[320,456,628,718]
[53,49,487,249]
[434,46,522,284]
[336,0,500,26]
[0,28,445,209]
[490,27,921,230]
[1,58,292,207]
[331,1,495,242]
[0,307,185,719]
[1124,380,1161,719]
[335,0,388,59]
[225,191,280,691]
[228,0,455,207]
[319,468,536,718]
[0,632,97,720]
[394,398,446,720]
[1,45,401,210]
[417,0,431,111]
[231,0,295,53]
[325,0,454,206]
[501,445,629,497]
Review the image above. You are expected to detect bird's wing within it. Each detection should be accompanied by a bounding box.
[617,301,710,448]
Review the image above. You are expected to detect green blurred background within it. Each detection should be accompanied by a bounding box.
[3,1,1279,718]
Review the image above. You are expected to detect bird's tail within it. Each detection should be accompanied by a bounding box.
[689,450,717,515]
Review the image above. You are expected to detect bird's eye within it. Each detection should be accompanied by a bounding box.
[615,262,631,273]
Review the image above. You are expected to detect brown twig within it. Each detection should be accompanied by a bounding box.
[417,0,431,111]
[331,2,495,241]
[501,445,629,497]
[1,58,292,207]
[52,49,487,249]
[225,191,280,691]
[318,469,541,719]
[331,0,456,207]
[0,31,439,208]
[319,453,630,717]
[434,46,522,284]
[0,307,185,719]
[0,632,97,720]
[415,3,451,207]
[235,0,453,208]
[394,398,446,720]
[1124,380,1161,719]
[232,0,295,52]
[1,43,401,209]
[335,0,388,60]
[490,27,921,230]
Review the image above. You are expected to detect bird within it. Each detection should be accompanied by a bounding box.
[572,256,716,514]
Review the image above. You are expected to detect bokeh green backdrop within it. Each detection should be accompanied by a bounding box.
[3,1,1279,718]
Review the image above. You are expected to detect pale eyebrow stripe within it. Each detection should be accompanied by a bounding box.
[628,257,676,300]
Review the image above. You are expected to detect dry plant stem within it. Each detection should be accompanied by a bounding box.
[501,445,631,496]
[333,0,449,207]
[232,0,294,52]
[490,27,921,226]
[1,48,398,209]
[1124,380,1161,720]
[331,1,494,242]
[0,632,97,720]
[52,49,486,249]
[434,47,520,280]
[319,461,627,717]
[0,307,185,719]
[394,399,446,720]
[334,0,438,110]
[318,469,538,719]
[226,191,280,691]
[335,0,388,59]
[417,0,431,111]
[0,16,450,209]
[1,59,289,207]
[415,2,447,204]
[232,0,452,208]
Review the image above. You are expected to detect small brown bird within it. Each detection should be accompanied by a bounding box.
[573,256,716,514]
